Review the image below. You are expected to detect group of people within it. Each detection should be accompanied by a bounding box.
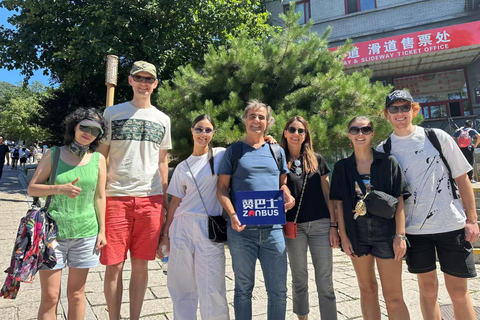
[0,140,39,178]
[19,59,479,320]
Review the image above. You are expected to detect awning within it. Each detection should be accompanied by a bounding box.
[331,21,480,77]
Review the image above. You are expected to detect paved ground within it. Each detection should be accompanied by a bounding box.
[1,165,480,319]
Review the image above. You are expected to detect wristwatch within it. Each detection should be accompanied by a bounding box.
[330,221,338,228]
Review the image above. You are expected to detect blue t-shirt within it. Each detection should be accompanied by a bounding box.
[218,142,289,228]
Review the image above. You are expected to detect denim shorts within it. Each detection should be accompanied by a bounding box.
[45,235,99,270]
[406,228,476,278]
[354,214,395,259]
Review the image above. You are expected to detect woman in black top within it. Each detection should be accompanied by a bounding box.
[281,116,339,320]
[330,116,410,320]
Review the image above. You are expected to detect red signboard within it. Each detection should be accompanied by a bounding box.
[331,21,480,67]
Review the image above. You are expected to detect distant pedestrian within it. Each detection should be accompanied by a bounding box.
[11,145,20,169]
[19,147,29,170]
[453,120,480,182]
[0,135,10,180]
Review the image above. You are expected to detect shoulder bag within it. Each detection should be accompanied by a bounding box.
[284,174,308,239]
[186,160,227,243]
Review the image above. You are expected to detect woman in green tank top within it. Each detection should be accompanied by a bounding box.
[28,108,107,320]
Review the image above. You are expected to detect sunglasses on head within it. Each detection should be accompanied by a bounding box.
[349,126,373,135]
[79,125,102,137]
[131,75,156,84]
[193,127,215,135]
[287,127,306,135]
[387,103,412,114]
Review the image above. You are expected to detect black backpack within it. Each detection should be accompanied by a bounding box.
[12,148,20,158]
[382,128,459,200]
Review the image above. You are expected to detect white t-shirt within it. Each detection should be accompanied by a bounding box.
[377,126,471,234]
[103,102,172,197]
[167,148,225,217]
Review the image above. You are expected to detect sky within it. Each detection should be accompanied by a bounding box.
[0,8,52,87]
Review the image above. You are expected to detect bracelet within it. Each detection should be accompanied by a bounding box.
[466,220,477,225]
[330,221,338,227]
[330,226,338,228]
[394,234,410,247]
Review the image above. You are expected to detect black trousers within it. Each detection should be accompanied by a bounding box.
[0,161,4,180]
[460,146,475,180]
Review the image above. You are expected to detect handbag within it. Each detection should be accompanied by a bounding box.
[352,166,398,220]
[185,160,227,243]
[284,174,308,239]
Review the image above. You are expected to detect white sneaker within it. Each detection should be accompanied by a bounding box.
[471,179,477,183]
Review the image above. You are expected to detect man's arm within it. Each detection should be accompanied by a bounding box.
[217,174,245,232]
[97,143,110,159]
[158,149,169,210]
[474,133,480,148]
[5,149,10,165]
[279,174,295,211]
[456,173,479,242]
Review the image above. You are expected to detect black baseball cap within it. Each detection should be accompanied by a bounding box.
[385,90,414,108]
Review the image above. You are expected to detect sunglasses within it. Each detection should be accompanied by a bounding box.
[79,125,102,137]
[193,127,215,135]
[387,103,412,114]
[131,75,156,84]
[287,127,306,135]
[348,126,373,135]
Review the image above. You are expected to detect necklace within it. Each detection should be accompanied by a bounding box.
[291,158,302,176]
[69,140,89,158]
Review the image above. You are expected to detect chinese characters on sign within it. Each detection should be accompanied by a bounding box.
[331,21,480,67]
[236,190,286,225]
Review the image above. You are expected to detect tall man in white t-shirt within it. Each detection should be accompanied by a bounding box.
[98,61,172,320]
[377,90,479,320]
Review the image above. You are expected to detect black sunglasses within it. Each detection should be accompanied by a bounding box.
[131,75,156,84]
[193,127,215,135]
[387,103,412,114]
[79,125,102,137]
[287,127,306,135]
[349,126,373,135]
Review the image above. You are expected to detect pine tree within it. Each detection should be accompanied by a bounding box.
[157,8,418,162]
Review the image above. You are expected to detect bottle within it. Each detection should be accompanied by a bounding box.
[161,245,168,275]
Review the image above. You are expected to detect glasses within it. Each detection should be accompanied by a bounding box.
[287,127,306,135]
[387,104,412,114]
[193,127,215,135]
[349,126,373,135]
[79,125,102,137]
[131,75,156,84]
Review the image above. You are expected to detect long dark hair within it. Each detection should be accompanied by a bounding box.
[281,116,318,174]
[191,114,216,175]
[64,108,107,152]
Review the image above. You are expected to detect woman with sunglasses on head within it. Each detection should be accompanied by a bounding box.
[157,114,230,320]
[329,116,410,320]
[28,108,107,320]
[281,116,339,320]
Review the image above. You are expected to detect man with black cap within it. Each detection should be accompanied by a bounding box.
[377,90,479,320]
[453,119,480,182]
[98,61,171,320]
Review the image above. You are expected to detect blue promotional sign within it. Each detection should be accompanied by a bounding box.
[236,190,285,225]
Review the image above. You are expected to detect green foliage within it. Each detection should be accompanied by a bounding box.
[0,81,15,96]
[158,8,394,162]
[0,82,51,142]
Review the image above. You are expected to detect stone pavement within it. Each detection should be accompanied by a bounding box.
[1,165,480,319]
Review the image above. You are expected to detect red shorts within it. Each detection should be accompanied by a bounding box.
[100,195,164,265]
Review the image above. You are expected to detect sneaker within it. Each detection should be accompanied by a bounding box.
[471,179,477,183]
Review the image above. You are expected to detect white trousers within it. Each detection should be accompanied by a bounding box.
[167,213,230,320]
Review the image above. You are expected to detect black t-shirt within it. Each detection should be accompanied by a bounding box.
[286,154,331,223]
[0,144,10,163]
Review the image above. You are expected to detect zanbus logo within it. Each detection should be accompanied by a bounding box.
[236,190,286,225]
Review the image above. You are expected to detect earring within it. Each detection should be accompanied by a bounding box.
[349,142,352,148]
[371,142,375,147]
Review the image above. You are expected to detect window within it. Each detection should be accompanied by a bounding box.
[394,69,471,119]
[345,0,376,14]
[283,0,311,25]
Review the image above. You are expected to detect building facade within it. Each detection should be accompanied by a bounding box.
[265,0,480,133]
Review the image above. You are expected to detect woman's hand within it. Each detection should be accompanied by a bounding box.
[393,235,407,261]
[340,235,356,258]
[95,232,107,250]
[156,235,170,259]
[264,135,277,144]
[60,177,82,198]
[329,227,340,248]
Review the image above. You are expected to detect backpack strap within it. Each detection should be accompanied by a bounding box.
[268,143,283,172]
[230,142,243,175]
[424,128,459,199]
[383,137,392,154]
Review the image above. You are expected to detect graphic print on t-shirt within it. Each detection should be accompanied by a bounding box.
[111,119,166,145]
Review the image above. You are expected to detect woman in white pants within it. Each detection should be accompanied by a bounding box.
[157,114,229,320]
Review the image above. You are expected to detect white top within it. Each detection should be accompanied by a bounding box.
[377,126,471,234]
[168,148,225,217]
[102,102,172,197]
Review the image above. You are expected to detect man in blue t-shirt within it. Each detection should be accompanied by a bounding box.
[453,120,480,182]
[217,100,295,320]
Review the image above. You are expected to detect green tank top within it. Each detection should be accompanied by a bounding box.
[48,147,100,239]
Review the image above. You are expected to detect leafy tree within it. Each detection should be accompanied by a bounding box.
[0,82,51,143]
[0,81,15,96]
[158,9,415,162]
